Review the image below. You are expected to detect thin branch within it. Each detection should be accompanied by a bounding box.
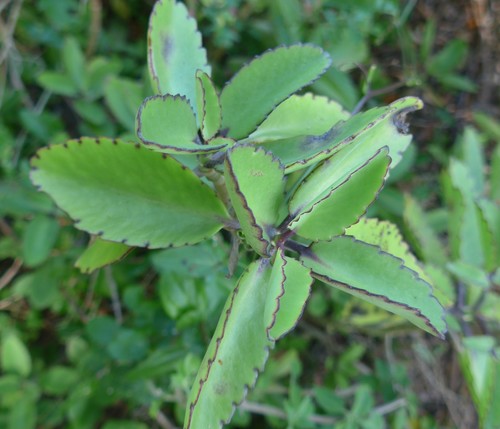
[104,266,123,324]
[0,258,22,290]
[351,81,406,115]
[155,411,179,429]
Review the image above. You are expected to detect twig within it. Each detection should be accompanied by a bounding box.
[86,0,102,57]
[104,266,123,324]
[351,81,407,115]
[0,258,22,290]
[240,396,407,425]
[155,410,179,429]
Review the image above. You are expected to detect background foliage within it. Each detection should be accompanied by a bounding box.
[1,0,499,428]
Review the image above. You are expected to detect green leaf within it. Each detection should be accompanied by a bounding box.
[459,336,498,425]
[22,214,60,267]
[185,259,274,429]
[458,127,486,195]
[148,0,210,113]
[346,218,432,284]
[244,93,349,143]
[225,145,285,256]
[446,261,490,289]
[195,70,221,140]
[426,39,469,76]
[473,111,500,142]
[37,71,78,97]
[300,237,447,338]
[62,37,86,92]
[403,194,448,267]
[137,94,227,154]
[288,147,390,241]
[449,159,496,270]
[41,366,79,395]
[8,397,37,429]
[263,96,422,173]
[1,332,32,377]
[264,249,312,341]
[104,76,144,131]
[491,143,500,202]
[30,138,228,248]
[75,238,132,274]
[220,44,331,140]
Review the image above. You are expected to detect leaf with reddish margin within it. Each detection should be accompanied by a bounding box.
[220,44,331,140]
[30,138,229,248]
[300,236,447,338]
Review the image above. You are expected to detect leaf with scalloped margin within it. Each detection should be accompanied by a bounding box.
[244,93,349,143]
[299,236,447,338]
[288,147,390,241]
[148,0,210,114]
[137,95,227,154]
[185,259,274,429]
[262,97,422,173]
[76,238,132,274]
[196,70,221,140]
[220,45,331,140]
[264,249,312,341]
[30,138,229,248]
[346,217,432,284]
[224,145,285,256]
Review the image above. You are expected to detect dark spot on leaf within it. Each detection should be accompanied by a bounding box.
[218,359,223,365]
[95,138,101,144]
[143,241,150,248]
[162,153,167,159]
[112,139,118,145]
[97,231,104,236]
[63,143,68,148]
[77,138,83,144]
[162,35,173,62]
[214,382,226,395]
[121,239,127,244]
[135,143,141,149]
[393,108,414,134]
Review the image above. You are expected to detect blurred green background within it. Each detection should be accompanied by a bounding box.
[1,0,499,428]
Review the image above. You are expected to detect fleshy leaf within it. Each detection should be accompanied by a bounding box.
[346,218,432,284]
[224,145,285,256]
[137,95,227,154]
[147,0,210,114]
[288,147,390,240]
[262,96,422,173]
[449,159,496,270]
[196,70,221,140]
[75,238,132,274]
[300,236,447,338]
[403,194,448,267]
[220,44,331,139]
[30,138,228,248]
[185,259,274,429]
[264,249,312,341]
[244,93,349,143]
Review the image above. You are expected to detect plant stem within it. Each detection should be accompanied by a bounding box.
[105,266,123,324]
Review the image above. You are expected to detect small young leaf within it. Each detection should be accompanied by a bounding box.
[137,95,226,154]
[245,93,349,143]
[195,70,221,140]
[458,127,486,196]
[1,332,32,377]
[62,37,86,92]
[403,194,448,267]
[225,145,285,256]
[263,96,422,173]
[30,138,228,248]
[37,72,78,97]
[104,76,144,131]
[148,0,210,113]
[288,147,390,241]
[22,214,60,267]
[185,259,274,429]
[300,236,447,338]
[75,238,132,274]
[220,44,331,139]
[264,249,312,341]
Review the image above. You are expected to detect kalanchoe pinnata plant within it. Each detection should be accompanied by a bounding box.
[30,0,447,427]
